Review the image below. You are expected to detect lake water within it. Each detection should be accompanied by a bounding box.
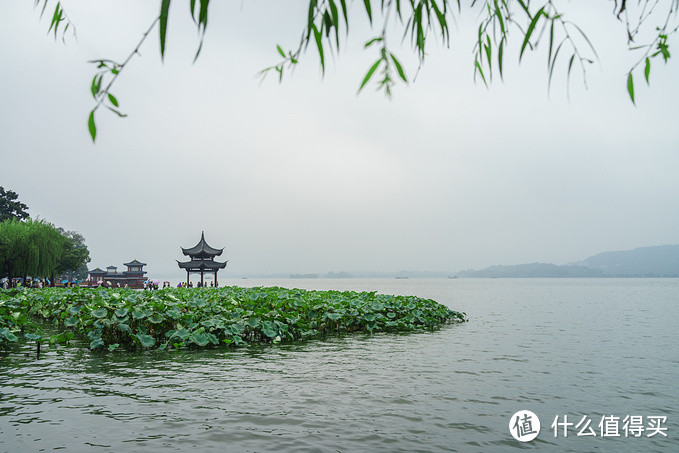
[1,278,677,452]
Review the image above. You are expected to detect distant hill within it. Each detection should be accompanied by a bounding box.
[458,244,679,278]
[571,244,679,277]
[457,263,604,278]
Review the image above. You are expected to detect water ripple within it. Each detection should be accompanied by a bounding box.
[1,278,678,452]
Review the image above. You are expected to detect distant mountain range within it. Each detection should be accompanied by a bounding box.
[224,245,679,279]
[456,263,605,278]
[457,244,679,278]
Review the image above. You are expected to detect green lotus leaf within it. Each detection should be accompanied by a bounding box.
[207,333,219,345]
[91,308,108,318]
[108,343,120,351]
[190,332,210,347]
[136,334,156,348]
[171,328,190,340]
[148,313,164,324]
[165,308,181,319]
[131,309,146,320]
[262,327,277,338]
[90,338,104,349]
[370,303,383,311]
[0,284,465,351]
[201,318,217,328]
[24,333,42,341]
[190,298,207,308]
[1,329,18,342]
[87,329,102,340]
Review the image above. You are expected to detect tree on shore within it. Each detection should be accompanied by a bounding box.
[0,219,91,286]
[0,187,29,222]
[55,229,91,281]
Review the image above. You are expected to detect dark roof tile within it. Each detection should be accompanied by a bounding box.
[181,231,224,258]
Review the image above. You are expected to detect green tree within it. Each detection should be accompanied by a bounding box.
[0,219,79,286]
[55,229,91,281]
[0,220,28,285]
[35,1,677,141]
[17,219,64,284]
[0,187,29,222]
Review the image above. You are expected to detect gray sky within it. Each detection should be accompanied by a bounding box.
[2,1,678,280]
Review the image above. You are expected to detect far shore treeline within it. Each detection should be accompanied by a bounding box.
[0,187,90,286]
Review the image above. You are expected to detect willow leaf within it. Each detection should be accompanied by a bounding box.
[88,110,97,142]
[644,57,651,84]
[358,58,381,92]
[159,0,171,59]
[627,72,635,105]
[520,7,545,61]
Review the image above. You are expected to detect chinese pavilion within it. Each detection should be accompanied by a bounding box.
[177,232,228,286]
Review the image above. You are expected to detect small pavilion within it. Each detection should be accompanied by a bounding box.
[177,232,228,286]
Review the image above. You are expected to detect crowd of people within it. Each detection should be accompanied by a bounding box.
[1,277,49,289]
[1,278,221,290]
[175,281,219,288]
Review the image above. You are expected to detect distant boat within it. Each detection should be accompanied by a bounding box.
[395,276,409,279]
[447,276,458,279]
[241,277,248,279]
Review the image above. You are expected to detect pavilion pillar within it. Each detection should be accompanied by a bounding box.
[186,271,189,286]
[200,269,204,287]
[214,271,218,287]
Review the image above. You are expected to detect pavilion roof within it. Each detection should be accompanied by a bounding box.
[181,231,224,258]
[89,268,106,274]
[123,259,147,266]
[176,259,228,271]
[123,269,147,275]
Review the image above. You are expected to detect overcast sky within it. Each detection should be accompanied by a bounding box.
[1,1,678,280]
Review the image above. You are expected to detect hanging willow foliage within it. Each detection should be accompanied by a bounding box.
[0,219,79,284]
[33,1,679,141]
